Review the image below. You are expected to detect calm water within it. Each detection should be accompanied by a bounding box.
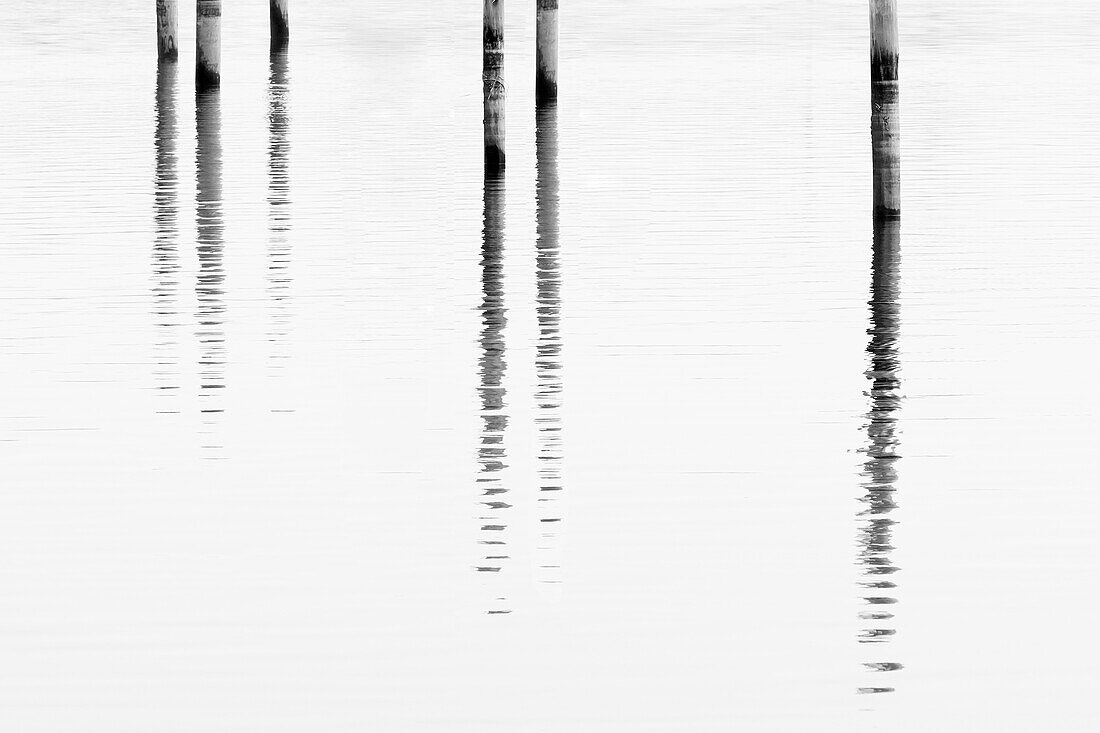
[2,1,1100,730]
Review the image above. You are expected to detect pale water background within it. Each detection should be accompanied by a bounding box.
[2,1,1100,730]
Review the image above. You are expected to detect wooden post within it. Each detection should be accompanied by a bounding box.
[535,0,559,104]
[483,0,505,173]
[870,0,899,216]
[156,0,179,60]
[196,0,222,91]
[270,0,289,49]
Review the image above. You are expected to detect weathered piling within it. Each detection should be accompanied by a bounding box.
[870,0,900,216]
[483,0,506,172]
[535,0,559,104]
[196,0,222,91]
[156,0,179,60]
[270,0,290,49]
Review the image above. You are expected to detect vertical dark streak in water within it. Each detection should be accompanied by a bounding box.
[267,48,293,405]
[195,89,226,454]
[153,61,180,413]
[858,7,902,692]
[476,172,510,614]
[856,214,903,695]
[535,103,563,586]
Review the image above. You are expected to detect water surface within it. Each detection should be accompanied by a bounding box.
[2,1,1100,730]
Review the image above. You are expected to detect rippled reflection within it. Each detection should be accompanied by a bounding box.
[475,172,510,614]
[195,89,226,455]
[152,60,181,413]
[267,47,293,407]
[856,33,903,692]
[534,103,563,588]
[856,209,903,694]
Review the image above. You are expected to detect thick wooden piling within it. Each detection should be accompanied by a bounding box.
[535,0,559,104]
[483,0,506,173]
[270,0,289,49]
[196,0,222,91]
[156,0,179,60]
[870,0,900,216]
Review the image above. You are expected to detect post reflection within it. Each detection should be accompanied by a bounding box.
[267,47,293,405]
[475,172,511,614]
[857,27,903,692]
[856,216,903,694]
[153,60,181,413]
[535,103,563,588]
[195,89,227,454]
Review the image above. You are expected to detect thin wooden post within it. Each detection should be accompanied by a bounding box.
[535,0,559,104]
[196,0,222,91]
[870,0,899,216]
[270,0,289,49]
[483,0,505,173]
[156,0,178,60]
